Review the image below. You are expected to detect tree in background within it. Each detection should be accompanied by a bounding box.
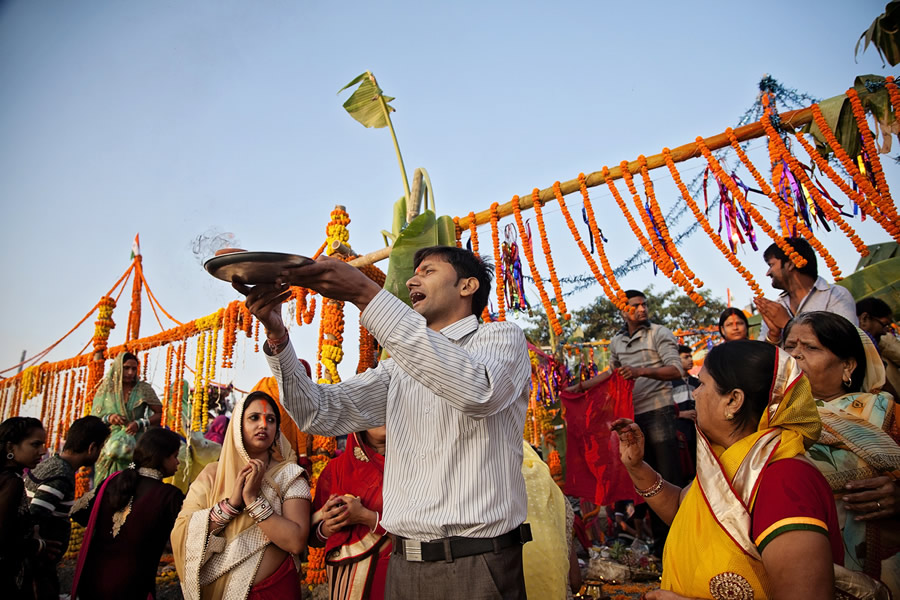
[524,287,728,350]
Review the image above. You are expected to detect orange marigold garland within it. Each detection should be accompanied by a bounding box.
[662,148,764,297]
[453,216,463,248]
[602,165,664,287]
[552,179,625,310]
[620,161,701,304]
[792,129,900,242]
[763,98,869,257]
[846,87,897,216]
[809,103,894,234]
[162,345,174,429]
[727,128,844,278]
[512,195,562,336]
[638,155,703,289]
[696,135,807,270]
[489,202,506,321]
[530,188,570,321]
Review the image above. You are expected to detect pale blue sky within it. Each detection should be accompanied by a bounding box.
[1,0,896,400]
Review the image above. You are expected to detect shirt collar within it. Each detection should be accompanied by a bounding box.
[617,321,651,338]
[777,276,830,300]
[440,314,480,340]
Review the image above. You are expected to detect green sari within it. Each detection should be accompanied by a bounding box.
[91,353,161,484]
[805,331,900,597]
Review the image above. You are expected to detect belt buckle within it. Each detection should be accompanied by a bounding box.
[403,539,423,562]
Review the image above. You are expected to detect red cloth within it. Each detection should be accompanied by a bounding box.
[312,432,387,553]
[560,373,638,506]
[750,457,844,564]
[247,555,302,600]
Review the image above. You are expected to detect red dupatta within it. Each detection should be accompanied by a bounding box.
[311,432,386,556]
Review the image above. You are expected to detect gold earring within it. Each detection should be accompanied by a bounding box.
[725,413,734,420]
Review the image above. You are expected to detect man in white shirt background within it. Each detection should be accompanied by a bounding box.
[235,246,533,599]
[754,236,858,344]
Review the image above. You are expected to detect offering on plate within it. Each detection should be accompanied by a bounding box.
[204,251,314,284]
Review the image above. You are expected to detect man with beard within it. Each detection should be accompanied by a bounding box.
[754,236,857,344]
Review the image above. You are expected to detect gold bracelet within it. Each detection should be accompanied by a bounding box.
[634,472,664,498]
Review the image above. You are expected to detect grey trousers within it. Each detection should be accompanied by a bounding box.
[385,543,527,600]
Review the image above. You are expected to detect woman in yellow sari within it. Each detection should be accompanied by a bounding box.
[613,341,843,599]
[172,390,311,599]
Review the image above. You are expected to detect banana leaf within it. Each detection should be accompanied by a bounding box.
[856,1,900,67]
[804,93,861,159]
[338,71,395,129]
[837,256,900,318]
[854,242,899,270]
[383,210,443,305]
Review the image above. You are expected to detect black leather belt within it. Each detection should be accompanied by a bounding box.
[391,524,532,563]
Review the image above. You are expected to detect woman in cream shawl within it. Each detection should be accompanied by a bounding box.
[784,312,900,597]
[172,390,311,600]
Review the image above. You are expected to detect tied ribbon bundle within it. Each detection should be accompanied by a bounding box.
[705,167,757,254]
[501,223,530,312]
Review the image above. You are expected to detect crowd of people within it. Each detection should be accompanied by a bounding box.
[0,239,898,599]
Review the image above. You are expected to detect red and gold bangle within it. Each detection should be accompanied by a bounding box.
[634,472,664,498]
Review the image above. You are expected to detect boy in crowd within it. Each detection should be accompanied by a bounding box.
[26,415,110,600]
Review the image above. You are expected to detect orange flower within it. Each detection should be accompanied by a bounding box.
[727,127,845,278]
[489,202,506,321]
[530,189,569,321]
[513,194,561,335]
[662,148,764,297]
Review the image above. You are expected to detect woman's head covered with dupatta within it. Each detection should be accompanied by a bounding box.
[698,340,820,449]
[784,311,881,398]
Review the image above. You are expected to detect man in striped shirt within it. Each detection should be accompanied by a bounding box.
[26,415,109,600]
[237,246,533,599]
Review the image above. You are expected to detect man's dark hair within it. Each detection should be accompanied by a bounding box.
[856,296,893,319]
[624,290,645,300]
[785,312,867,392]
[762,237,817,278]
[413,246,494,318]
[677,345,692,355]
[704,341,776,433]
[63,416,110,453]
[122,352,139,365]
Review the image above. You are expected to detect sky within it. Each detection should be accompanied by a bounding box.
[1,0,897,406]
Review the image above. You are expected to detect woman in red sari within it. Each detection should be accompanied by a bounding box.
[311,426,390,600]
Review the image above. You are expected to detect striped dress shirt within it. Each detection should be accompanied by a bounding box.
[266,289,532,541]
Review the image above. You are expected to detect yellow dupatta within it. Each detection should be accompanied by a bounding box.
[171,393,301,600]
[661,349,821,599]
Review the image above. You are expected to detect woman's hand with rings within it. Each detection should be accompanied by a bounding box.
[843,475,899,521]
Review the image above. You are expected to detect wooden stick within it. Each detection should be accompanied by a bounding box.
[345,106,814,266]
[456,106,813,230]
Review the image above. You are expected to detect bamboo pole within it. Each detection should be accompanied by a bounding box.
[345,106,814,267]
[456,106,814,230]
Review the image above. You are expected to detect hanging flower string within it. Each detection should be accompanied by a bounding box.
[512,195,562,336]
[638,155,703,289]
[726,128,844,278]
[621,161,702,305]
[551,179,624,310]
[530,188,569,321]
[575,175,628,307]
[762,97,869,256]
[601,166,664,282]
[489,202,506,321]
[846,87,896,215]
[791,129,900,242]
[696,136,807,271]
[662,148,764,296]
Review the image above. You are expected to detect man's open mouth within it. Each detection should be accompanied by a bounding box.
[410,292,425,305]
